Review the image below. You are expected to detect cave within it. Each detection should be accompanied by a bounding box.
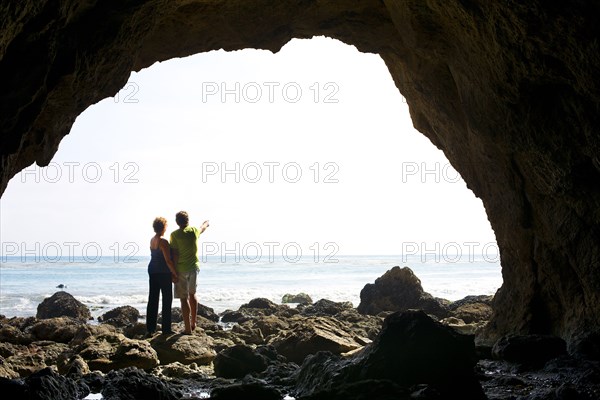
[2,0,600,351]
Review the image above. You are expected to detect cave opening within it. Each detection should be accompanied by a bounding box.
[0,37,501,318]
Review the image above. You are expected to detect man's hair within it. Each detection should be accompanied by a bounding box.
[152,217,167,234]
[175,211,189,228]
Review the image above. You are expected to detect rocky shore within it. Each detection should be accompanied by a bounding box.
[1,266,599,399]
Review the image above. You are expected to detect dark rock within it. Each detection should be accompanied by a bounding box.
[0,367,90,400]
[492,334,567,367]
[158,307,182,324]
[240,298,279,311]
[210,382,282,400]
[220,310,248,323]
[297,379,410,400]
[357,267,449,319]
[300,299,354,316]
[36,292,91,322]
[98,306,140,327]
[56,284,66,289]
[81,371,104,394]
[101,367,180,400]
[214,344,270,378]
[282,293,313,305]
[293,310,484,399]
[198,303,220,322]
[568,331,600,359]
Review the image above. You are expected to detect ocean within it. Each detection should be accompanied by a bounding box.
[0,255,502,319]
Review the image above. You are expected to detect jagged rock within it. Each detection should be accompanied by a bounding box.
[213,344,270,378]
[57,354,89,377]
[156,361,209,380]
[492,334,567,368]
[101,367,180,400]
[0,367,89,400]
[245,315,290,338]
[300,299,354,316]
[74,332,159,372]
[231,323,265,345]
[357,267,449,319]
[0,324,33,345]
[29,317,83,343]
[1,341,70,378]
[149,332,216,365]
[293,310,484,399]
[98,306,140,327]
[36,292,91,322]
[210,382,282,400]
[198,303,220,322]
[270,316,362,364]
[70,324,119,346]
[220,310,248,323]
[282,293,313,305]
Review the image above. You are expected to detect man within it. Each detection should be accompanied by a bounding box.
[170,211,209,334]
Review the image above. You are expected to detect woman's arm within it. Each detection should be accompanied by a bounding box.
[159,239,178,278]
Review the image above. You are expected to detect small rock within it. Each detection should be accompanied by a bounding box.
[198,303,220,322]
[282,293,313,305]
[300,299,353,316]
[214,344,270,378]
[98,306,140,327]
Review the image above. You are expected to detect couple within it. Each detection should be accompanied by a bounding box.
[147,211,209,336]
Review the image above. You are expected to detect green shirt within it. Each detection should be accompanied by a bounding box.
[170,226,201,272]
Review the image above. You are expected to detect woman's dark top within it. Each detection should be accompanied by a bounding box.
[148,245,170,274]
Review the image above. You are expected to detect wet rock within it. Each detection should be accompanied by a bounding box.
[36,292,91,322]
[492,334,567,368]
[0,366,89,400]
[101,367,180,400]
[98,306,140,327]
[198,303,220,322]
[296,379,410,400]
[282,293,313,305]
[270,316,362,364]
[29,317,83,343]
[149,332,216,365]
[75,332,159,372]
[357,267,449,319]
[214,344,270,378]
[209,382,282,400]
[299,299,354,316]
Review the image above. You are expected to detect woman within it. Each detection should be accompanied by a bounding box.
[146,217,178,336]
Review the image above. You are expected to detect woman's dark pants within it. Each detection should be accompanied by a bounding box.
[146,273,172,333]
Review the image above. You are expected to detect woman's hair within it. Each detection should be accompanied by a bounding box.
[175,211,189,228]
[153,217,167,233]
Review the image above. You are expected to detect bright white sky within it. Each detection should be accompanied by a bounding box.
[0,37,497,260]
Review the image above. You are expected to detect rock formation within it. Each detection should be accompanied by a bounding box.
[1,0,600,345]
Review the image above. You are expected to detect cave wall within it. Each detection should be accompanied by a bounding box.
[1,0,599,342]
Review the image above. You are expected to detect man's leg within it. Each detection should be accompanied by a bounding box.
[180,297,191,334]
[189,293,198,331]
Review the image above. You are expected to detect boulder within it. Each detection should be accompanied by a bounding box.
[0,324,33,345]
[210,382,282,400]
[293,310,485,399]
[36,292,91,322]
[1,342,70,378]
[357,267,449,319]
[29,317,83,343]
[492,334,567,367]
[149,332,216,365]
[98,306,140,327]
[270,316,362,364]
[220,310,248,323]
[75,332,159,372]
[214,344,270,378]
[448,295,494,311]
[101,367,180,400]
[0,367,89,400]
[282,293,313,305]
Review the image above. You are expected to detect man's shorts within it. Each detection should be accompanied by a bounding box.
[174,270,198,299]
